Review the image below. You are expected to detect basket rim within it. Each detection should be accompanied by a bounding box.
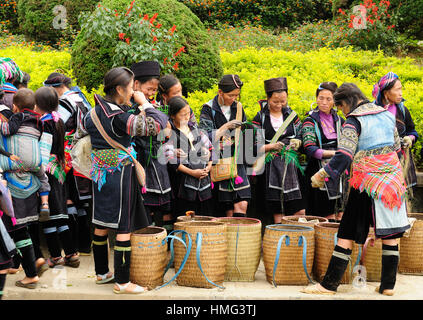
[174,221,226,228]
[315,222,340,229]
[407,213,423,221]
[131,226,167,236]
[282,215,328,222]
[213,217,262,226]
[265,223,314,232]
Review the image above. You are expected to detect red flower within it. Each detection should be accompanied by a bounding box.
[174,46,185,57]
[164,57,168,65]
[338,8,346,15]
[173,62,179,71]
[153,36,158,42]
[119,33,125,40]
[170,25,177,35]
[150,13,158,24]
[125,0,135,16]
[156,23,162,28]
[125,38,130,45]
[143,14,149,21]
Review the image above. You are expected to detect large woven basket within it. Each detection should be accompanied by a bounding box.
[281,215,328,227]
[176,215,215,222]
[214,217,262,282]
[314,222,360,284]
[173,221,228,288]
[399,213,423,275]
[130,226,168,289]
[263,224,314,285]
[360,228,382,282]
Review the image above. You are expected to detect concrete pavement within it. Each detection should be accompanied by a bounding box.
[3,251,423,301]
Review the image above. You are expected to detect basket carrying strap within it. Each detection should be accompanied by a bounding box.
[196,232,225,289]
[272,235,314,287]
[155,230,192,290]
[360,236,375,265]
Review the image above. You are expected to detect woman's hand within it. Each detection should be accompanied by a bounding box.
[311,168,328,188]
[272,141,284,152]
[133,91,148,106]
[323,150,336,158]
[190,168,208,180]
[225,120,242,130]
[289,139,302,151]
[174,148,188,160]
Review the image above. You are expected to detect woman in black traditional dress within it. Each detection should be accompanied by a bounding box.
[302,82,346,221]
[78,67,162,294]
[167,96,213,216]
[199,74,250,217]
[252,77,305,223]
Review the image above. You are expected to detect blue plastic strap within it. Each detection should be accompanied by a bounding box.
[196,232,225,289]
[272,235,289,287]
[298,235,315,284]
[155,230,192,290]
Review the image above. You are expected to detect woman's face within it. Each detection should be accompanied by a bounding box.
[172,104,191,127]
[384,80,403,105]
[116,79,135,105]
[268,91,287,113]
[338,101,351,117]
[218,88,240,106]
[317,89,334,114]
[163,82,183,104]
[135,78,159,100]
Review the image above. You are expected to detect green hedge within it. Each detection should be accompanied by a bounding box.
[71,0,222,93]
[17,0,97,43]
[178,0,333,29]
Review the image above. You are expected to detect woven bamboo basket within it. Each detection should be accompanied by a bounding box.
[360,228,382,282]
[281,215,328,227]
[399,213,423,275]
[263,224,315,285]
[130,226,168,289]
[173,221,228,288]
[313,222,360,284]
[176,215,215,222]
[214,217,262,282]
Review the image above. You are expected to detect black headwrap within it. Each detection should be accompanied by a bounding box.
[131,61,161,79]
[218,74,243,93]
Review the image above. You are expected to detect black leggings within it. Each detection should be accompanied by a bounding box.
[9,227,37,278]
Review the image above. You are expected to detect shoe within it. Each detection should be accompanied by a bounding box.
[113,282,147,294]
[375,286,394,296]
[15,280,37,289]
[300,284,336,295]
[47,256,65,268]
[64,253,80,268]
[96,272,115,284]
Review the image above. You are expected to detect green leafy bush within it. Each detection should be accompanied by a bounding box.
[186,47,423,165]
[16,0,97,44]
[178,0,333,29]
[72,0,223,93]
[0,0,19,32]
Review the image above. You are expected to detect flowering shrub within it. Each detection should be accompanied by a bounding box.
[335,0,399,52]
[72,0,222,93]
[0,0,18,32]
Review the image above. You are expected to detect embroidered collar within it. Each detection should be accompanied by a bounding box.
[94,94,126,118]
[347,102,386,118]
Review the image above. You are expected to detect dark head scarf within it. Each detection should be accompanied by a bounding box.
[264,77,288,95]
[372,72,399,106]
[43,72,72,88]
[131,61,161,79]
[218,74,243,93]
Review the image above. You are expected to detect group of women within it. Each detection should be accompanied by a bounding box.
[0,57,418,297]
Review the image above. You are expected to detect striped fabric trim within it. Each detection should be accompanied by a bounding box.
[114,246,131,252]
[92,240,108,246]
[332,250,351,261]
[382,249,399,256]
[57,225,69,233]
[15,238,33,249]
[43,227,57,234]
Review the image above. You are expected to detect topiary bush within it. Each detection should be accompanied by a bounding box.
[71,0,223,94]
[16,0,97,44]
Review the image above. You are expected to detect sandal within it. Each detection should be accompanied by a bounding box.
[375,286,394,296]
[15,280,37,289]
[96,272,115,284]
[47,256,65,268]
[113,282,147,294]
[64,253,80,268]
[300,284,336,295]
[39,203,50,222]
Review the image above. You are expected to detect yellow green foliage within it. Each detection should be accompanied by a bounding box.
[186,46,423,164]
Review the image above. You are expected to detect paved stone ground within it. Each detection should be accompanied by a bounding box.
[3,252,423,301]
